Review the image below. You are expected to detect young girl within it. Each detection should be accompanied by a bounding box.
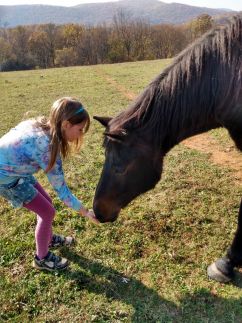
[0,97,98,271]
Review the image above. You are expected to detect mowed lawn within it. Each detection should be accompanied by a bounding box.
[1,59,242,322]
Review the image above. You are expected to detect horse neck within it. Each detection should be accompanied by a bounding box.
[164,113,219,153]
[125,23,242,154]
[147,74,221,155]
[157,25,242,153]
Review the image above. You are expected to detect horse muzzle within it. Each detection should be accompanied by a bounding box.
[93,199,121,223]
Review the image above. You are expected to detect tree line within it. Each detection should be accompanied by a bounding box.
[0,12,213,72]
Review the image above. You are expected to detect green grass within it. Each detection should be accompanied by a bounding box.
[1,59,242,322]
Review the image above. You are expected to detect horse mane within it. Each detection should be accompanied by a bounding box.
[109,14,242,148]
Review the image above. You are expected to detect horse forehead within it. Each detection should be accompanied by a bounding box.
[108,124,127,135]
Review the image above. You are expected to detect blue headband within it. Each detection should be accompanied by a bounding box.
[74,106,85,115]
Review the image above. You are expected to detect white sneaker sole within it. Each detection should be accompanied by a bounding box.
[32,260,69,271]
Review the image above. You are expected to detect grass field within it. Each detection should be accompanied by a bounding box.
[1,59,242,322]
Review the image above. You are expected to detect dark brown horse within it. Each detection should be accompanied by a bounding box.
[93,15,242,283]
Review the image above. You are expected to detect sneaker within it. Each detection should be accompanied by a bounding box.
[33,251,68,271]
[49,234,74,248]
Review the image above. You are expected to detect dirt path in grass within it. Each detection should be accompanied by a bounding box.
[183,134,242,182]
[96,67,242,182]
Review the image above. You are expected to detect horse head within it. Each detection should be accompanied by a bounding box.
[93,116,162,223]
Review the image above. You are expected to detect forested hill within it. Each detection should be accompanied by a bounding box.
[0,0,233,28]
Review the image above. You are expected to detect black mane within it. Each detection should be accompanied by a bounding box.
[109,15,242,150]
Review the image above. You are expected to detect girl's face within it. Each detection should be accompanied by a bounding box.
[62,120,87,142]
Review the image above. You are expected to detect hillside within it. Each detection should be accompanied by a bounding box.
[0,0,234,28]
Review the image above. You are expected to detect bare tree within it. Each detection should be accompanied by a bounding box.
[112,9,134,60]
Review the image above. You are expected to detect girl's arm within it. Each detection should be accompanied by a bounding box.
[34,134,99,223]
[46,159,82,210]
[34,136,83,211]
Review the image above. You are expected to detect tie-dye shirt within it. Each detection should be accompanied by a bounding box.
[0,120,82,211]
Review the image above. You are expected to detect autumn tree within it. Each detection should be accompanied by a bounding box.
[28,24,58,68]
[111,9,134,61]
[151,24,187,58]
[132,20,152,60]
[42,24,57,67]
[90,25,110,64]
[0,36,12,69]
[28,31,51,68]
[55,47,78,67]
[0,26,35,70]
[188,14,214,40]
[11,27,30,62]
[60,24,85,64]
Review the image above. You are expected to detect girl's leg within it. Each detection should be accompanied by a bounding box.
[34,182,52,204]
[24,192,55,259]
[34,182,53,243]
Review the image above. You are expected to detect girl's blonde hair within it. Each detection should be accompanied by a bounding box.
[36,97,90,172]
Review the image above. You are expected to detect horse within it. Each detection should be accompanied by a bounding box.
[93,15,242,283]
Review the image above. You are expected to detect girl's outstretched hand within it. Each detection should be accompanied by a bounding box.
[79,207,99,224]
[86,210,100,224]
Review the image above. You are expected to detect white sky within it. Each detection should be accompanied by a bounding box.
[1,0,242,11]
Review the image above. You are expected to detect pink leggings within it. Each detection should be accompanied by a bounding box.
[24,182,55,259]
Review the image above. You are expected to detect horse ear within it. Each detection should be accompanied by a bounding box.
[93,116,112,127]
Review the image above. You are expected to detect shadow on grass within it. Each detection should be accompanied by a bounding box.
[56,249,242,322]
[59,249,177,321]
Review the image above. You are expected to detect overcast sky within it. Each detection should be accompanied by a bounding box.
[1,0,242,11]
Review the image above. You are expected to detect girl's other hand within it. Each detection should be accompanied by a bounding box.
[86,210,100,224]
[79,206,89,217]
[79,207,99,224]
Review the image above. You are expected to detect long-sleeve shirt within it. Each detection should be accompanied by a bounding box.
[0,119,82,211]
